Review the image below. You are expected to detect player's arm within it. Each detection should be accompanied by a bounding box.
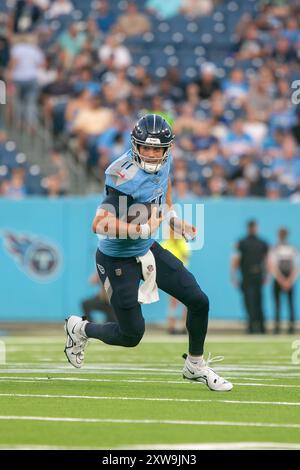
[165,178,197,241]
[92,206,163,238]
[166,177,173,209]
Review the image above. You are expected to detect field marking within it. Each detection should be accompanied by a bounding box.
[0,416,300,429]
[124,442,300,450]
[0,364,299,374]
[2,335,296,344]
[0,393,299,407]
[1,370,300,379]
[0,376,299,388]
[1,442,300,450]
[3,375,296,382]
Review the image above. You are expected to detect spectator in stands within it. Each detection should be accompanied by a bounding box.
[115,2,151,37]
[95,100,132,170]
[3,167,27,199]
[47,148,70,194]
[193,120,219,163]
[146,0,181,19]
[181,0,214,18]
[247,68,274,121]
[268,227,299,334]
[194,62,220,100]
[98,34,132,70]
[282,17,300,44]
[47,0,73,19]
[159,76,184,104]
[63,88,91,135]
[173,179,193,200]
[221,118,254,159]
[266,181,282,199]
[243,108,268,148]
[235,24,267,60]
[173,158,188,181]
[12,0,44,34]
[1,0,300,201]
[94,0,116,35]
[231,178,250,198]
[185,82,200,108]
[272,35,297,65]
[173,103,198,135]
[145,95,174,126]
[103,68,132,101]
[84,17,103,51]
[41,67,73,123]
[230,153,265,197]
[222,68,249,107]
[72,66,101,97]
[72,94,114,153]
[44,173,64,197]
[271,134,300,195]
[0,22,10,72]
[58,23,86,67]
[37,55,57,88]
[9,33,44,133]
[207,175,227,197]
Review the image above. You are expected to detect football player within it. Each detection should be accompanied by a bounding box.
[64,114,232,391]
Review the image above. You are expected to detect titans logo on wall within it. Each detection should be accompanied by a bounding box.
[2,232,62,282]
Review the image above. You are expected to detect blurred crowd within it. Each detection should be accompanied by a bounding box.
[1,0,300,199]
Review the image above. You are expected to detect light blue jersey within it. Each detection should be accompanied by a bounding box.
[98,150,171,257]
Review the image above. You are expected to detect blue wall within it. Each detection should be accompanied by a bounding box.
[0,197,299,323]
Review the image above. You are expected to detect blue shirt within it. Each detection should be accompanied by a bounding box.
[98,150,171,257]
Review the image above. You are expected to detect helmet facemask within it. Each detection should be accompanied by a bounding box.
[131,137,171,173]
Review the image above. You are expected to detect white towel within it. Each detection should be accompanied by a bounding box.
[136,250,159,304]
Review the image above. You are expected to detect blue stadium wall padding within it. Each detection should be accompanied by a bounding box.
[0,197,299,322]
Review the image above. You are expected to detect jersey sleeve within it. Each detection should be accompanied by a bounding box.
[105,155,139,196]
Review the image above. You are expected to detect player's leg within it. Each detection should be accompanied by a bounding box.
[153,243,208,355]
[85,250,145,347]
[152,243,232,391]
[64,252,145,367]
[167,296,179,334]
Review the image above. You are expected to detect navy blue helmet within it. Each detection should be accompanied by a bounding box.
[131,114,174,173]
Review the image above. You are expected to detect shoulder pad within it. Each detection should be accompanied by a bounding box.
[106,157,139,188]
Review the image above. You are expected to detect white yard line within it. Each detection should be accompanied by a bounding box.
[0,416,300,429]
[2,335,295,344]
[1,442,300,450]
[0,393,299,407]
[0,364,299,373]
[0,377,299,388]
[123,442,300,450]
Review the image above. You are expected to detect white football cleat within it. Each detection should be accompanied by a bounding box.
[64,315,89,368]
[182,353,233,391]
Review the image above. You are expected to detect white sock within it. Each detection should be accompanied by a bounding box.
[78,320,88,338]
[188,354,204,365]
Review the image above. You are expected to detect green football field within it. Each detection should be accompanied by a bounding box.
[0,333,300,450]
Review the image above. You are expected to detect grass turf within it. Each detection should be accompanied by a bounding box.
[0,333,299,449]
